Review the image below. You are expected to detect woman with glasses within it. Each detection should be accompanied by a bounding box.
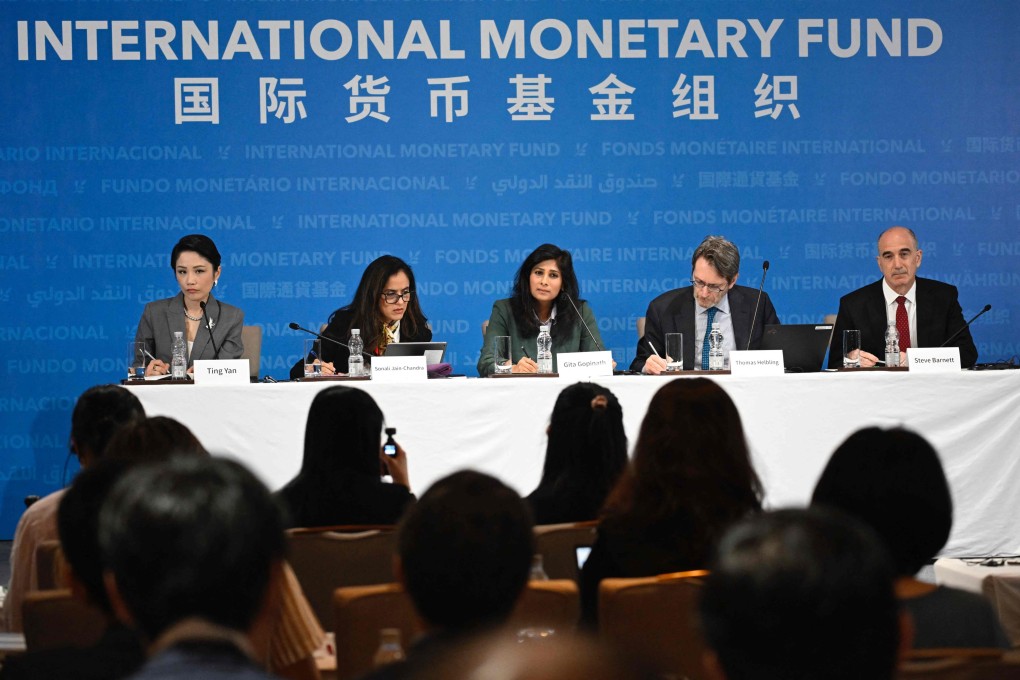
[289,255,431,378]
[477,243,605,376]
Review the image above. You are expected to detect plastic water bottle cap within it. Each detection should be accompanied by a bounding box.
[540,325,550,332]
[351,329,360,334]
[174,331,183,338]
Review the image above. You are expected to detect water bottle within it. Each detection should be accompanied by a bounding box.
[372,628,405,668]
[348,329,364,376]
[885,322,900,367]
[171,331,187,379]
[536,325,553,374]
[529,554,549,581]
[708,322,724,370]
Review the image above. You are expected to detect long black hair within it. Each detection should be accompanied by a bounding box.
[532,383,628,517]
[330,255,428,351]
[509,244,581,338]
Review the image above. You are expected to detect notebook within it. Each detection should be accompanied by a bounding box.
[382,341,447,365]
[759,324,834,372]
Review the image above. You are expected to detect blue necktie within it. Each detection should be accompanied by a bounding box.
[701,306,718,370]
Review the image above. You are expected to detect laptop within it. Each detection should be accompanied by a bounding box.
[383,341,447,365]
[759,324,834,372]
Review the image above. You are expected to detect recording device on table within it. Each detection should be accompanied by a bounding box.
[384,427,398,457]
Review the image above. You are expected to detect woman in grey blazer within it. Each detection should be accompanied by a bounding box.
[135,234,244,375]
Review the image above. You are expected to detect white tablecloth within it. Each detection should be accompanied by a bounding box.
[130,370,1020,557]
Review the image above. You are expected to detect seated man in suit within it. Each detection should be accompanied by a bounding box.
[698,508,908,680]
[827,226,978,368]
[99,457,287,680]
[631,235,779,373]
[363,470,534,680]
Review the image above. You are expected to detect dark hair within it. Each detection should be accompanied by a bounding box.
[699,508,901,680]
[277,386,385,523]
[70,385,146,461]
[398,471,533,631]
[332,255,428,351]
[531,383,628,518]
[510,244,581,338]
[58,458,135,614]
[170,234,222,270]
[103,416,208,463]
[691,235,740,282]
[98,456,286,641]
[811,426,951,575]
[59,419,208,615]
[604,379,762,558]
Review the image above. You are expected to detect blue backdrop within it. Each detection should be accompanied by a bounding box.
[2,0,1018,537]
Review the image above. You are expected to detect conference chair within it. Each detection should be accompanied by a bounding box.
[21,589,108,652]
[285,526,398,630]
[637,316,646,340]
[332,580,579,680]
[533,521,598,581]
[240,324,262,380]
[34,539,65,591]
[481,320,489,339]
[598,570,710,680]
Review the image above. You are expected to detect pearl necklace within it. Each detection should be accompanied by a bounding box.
[184,308,203,322]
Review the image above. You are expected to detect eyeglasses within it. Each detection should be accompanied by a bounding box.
[690,277,728,294]
[381,289,413,304]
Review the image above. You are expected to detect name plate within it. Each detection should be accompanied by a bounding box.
[556,351,614,379]
[193,360,250,385]
[907,347,961,372]
[728,350,785,376]
[371,355,428,382]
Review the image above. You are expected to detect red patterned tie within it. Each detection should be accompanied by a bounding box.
[896,295,910,353]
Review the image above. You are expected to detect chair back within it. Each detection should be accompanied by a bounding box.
[286,526,397,630]
[533,521,597,581]
[637,316,646,339]
[34,539,65,591]
[22,589,108,652]
[899,649,1020,679]
[241,324,262,379]
[332,579,579,680]
[599,570,709,680]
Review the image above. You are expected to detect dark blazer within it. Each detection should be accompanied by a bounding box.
[277,475,415,529]
[289,307,433,379]
[827,277,978,368]
[134,292,244,366]
[629,284,780,372]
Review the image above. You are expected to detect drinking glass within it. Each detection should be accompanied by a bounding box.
[665,333,683,372]
[842,330,862,368]
[494,336,513,374]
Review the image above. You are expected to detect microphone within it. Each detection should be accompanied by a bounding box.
[563,294,604,351]
[939,304,991,348]
[288,322,373,358]
[745,260,770,351]
[199,301,221,360]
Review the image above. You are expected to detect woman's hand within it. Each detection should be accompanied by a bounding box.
[380,443,410,489]
[145,359,169,376]
[512,357,538,373]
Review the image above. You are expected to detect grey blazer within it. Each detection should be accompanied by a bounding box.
[134,292,244,365]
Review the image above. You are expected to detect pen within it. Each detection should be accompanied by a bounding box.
[520,345,532,360]
[647,340,662,358]
[141,347,158,364]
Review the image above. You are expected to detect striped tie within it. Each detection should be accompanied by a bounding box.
[701,306,718,370]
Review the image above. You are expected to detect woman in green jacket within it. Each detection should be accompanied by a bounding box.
[477,244,606,376]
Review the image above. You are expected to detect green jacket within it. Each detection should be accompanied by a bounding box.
[477,298,605,377]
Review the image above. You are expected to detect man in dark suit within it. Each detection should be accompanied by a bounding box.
[630,236,779,373]
[99,457,285,680]
[827,226,978,368]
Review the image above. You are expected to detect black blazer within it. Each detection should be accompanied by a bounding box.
[630,284,780,371]
[289,307,433,379]
[134,293,244,365]
[827,277,978,368]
